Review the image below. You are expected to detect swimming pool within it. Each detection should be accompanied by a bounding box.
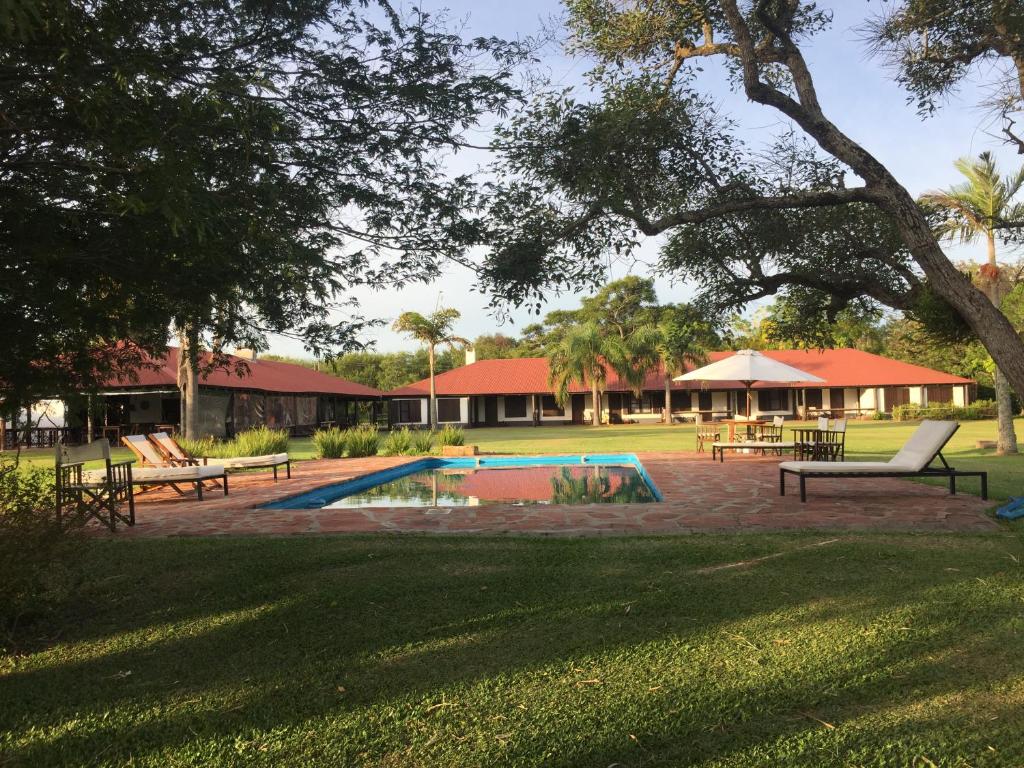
[262,455,662,509]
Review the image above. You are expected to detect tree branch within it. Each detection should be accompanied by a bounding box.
[609,186,881,236]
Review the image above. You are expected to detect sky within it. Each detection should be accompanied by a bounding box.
[268,0,1022,358]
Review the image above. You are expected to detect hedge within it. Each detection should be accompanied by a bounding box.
[890,400,997,422]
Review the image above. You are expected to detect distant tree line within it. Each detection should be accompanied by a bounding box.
[274,274,1024,405]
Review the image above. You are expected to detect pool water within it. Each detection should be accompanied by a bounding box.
[262,455,660,510]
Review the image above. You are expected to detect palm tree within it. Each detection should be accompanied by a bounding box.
[547,323,624,426]
[392,309,469,427]
[633,305,713,424]
[921,152,1024,455]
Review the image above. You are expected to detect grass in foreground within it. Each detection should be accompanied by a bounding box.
[3,533,1024,767]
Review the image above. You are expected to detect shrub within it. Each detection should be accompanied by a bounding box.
[313,427,348,459]
[381,427,414,456]
[230,426,290,457]
[410,429,435,455]
[0,460,83,641]
[891,400,997,422]
[344,425,380,458]
[437,425,465,447]
[871,411,891,421]
[176,435,218,458]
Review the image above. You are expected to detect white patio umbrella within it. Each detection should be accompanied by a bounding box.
[675,349,825,418]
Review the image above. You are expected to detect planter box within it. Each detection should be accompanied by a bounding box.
[441,445,479,457]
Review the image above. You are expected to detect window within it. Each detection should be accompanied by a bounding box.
[541,395,565,417]
[436,398,461,423]
[503,395,527,418]
[670,391,691,412]
[829,388,845,409]
[394,399,421,423]
[757,388,789,412]
[804,388,823,409]
[698,390,713,411]
[627,393,663,413]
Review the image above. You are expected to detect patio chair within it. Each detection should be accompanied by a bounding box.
[696,424,720,453]
[55,439,135,531]
[119,434,228,498]
[779,420,987,502]
[757,416,785,443]
[148,431,291,481]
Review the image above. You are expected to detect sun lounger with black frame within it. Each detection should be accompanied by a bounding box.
[778,420,987,502]
[148,431,291,480]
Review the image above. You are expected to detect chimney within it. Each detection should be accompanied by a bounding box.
[234,348,257,360]
[464,346,476,365]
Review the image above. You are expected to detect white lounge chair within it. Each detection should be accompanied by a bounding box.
[148,432,291,481]
[117,434,228,498]
[779,420,988,502]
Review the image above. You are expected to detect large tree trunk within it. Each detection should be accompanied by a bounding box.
[179,324,201,440]
[994,368,1018,454]
[591,380,601,426]
[719,0,1024,405]
[985,232,1019,454]
[428,344,436,429]
[663,374,673,425]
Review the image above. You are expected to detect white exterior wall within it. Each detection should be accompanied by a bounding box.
[909,386,924,406]
[497,395,534,423]
[859,388,878,412]
[953,385,967,406]
[843,388,859,410]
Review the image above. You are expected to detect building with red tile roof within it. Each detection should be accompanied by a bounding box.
[66,348,384,439]
[387,348,973,426]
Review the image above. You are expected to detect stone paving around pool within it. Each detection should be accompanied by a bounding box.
[103,451,999,537]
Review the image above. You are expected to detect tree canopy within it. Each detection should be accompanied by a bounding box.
[479,0,1024,401]
[0,0,520,408]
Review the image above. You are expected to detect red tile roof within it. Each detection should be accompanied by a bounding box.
[387,349,971,396]
[101,348,382,398]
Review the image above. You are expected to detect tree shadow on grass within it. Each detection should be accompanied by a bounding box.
[2,533,1023,766]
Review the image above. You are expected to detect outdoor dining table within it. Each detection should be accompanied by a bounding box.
[722,418,767,442]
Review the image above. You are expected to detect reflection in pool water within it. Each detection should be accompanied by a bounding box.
[321,464,657,509]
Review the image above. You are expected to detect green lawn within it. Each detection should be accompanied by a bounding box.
[3,533,1024,767]
[9,418,1022,500]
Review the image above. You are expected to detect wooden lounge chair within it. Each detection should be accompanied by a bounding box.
[148,431,291,481]
[696,423,720,453]
[779,420,987,502]
[55,439,134,531]
[118,434,227,498]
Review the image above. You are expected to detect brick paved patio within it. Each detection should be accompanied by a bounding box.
[102,451,998,537]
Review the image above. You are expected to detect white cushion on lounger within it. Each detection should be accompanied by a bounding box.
[889,420,958,472]
[780,420,958,475]
[779,461,901,474]
[217,453,289,469]
[86,465,225,482]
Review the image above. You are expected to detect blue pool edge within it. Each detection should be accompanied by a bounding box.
[260,454,663,510]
